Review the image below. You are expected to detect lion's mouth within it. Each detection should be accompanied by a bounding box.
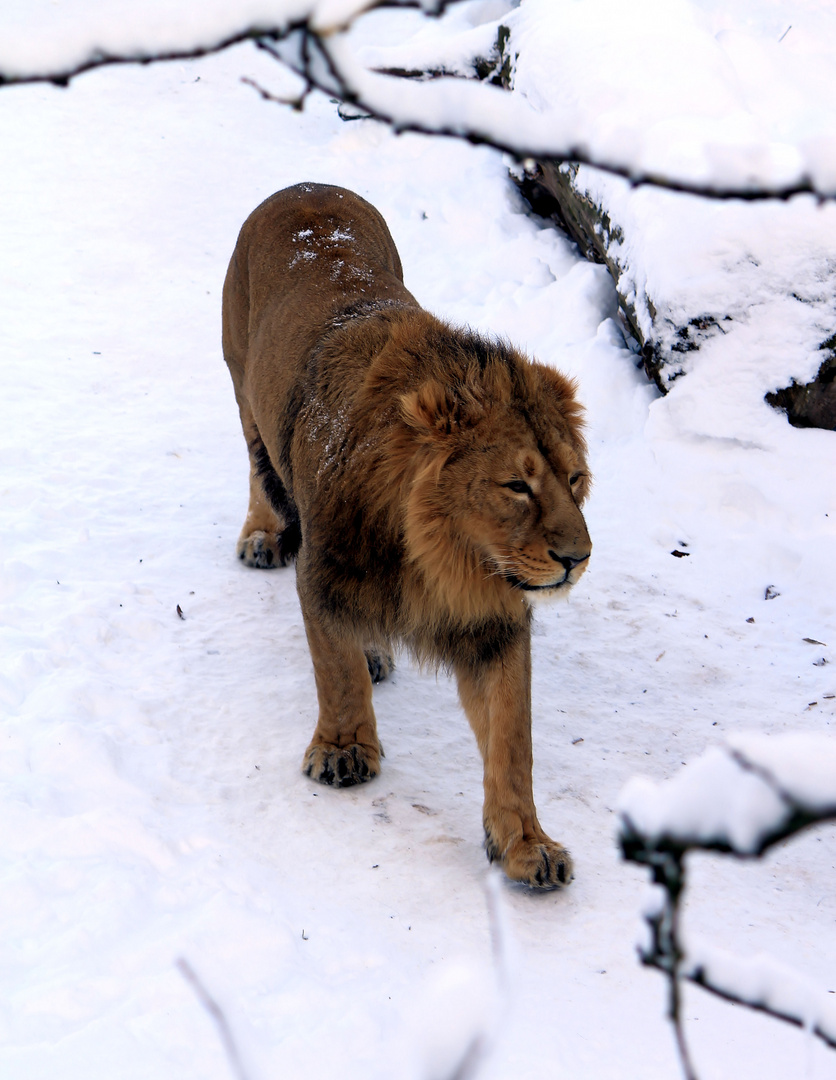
[505,574,569,592]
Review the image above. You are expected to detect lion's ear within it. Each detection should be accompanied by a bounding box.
[537,366,584,423]
[400,380,486,439]
[400,381,446,434]
[532,365,586,445]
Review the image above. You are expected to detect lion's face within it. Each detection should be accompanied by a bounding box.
[401,379,591,608]
[445,408,591,596]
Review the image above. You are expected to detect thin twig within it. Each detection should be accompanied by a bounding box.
[669,894,699,1080]
[241,74,309,111]
[177,958,252,1080]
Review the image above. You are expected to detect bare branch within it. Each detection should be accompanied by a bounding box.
[1,2,834,202]
[241,74,307,111]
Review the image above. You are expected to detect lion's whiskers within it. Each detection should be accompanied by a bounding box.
[481,549,538,586]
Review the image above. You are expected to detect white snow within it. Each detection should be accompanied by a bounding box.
[1,2,835,1079]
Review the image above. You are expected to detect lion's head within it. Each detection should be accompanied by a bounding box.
[395,333,591,619]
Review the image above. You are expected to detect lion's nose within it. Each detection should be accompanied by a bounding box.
[547,551,590,573]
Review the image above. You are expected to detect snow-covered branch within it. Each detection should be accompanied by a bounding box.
[685,945,836,1052]
[2,0,836,202]
[619,734,836,1076]
[620,735,836,860]
[0,24,289,90]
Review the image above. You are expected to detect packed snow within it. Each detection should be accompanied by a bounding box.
[1,2,835,1079]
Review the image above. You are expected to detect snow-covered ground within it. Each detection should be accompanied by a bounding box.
[1,8,835,1080]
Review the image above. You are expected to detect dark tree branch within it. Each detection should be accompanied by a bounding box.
[0,0,460,89]
[639,946,836,1054]
[262,28,835,202]
[2,3,835,202]
[633,848,700,1080]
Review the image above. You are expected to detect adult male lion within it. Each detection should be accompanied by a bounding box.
[222,183,591,889]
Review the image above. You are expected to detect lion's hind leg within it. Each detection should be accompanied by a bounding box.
[236,408,301,569]
[364,648,394,684]
[237,492,300,568]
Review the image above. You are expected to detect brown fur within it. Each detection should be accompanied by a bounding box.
[222,183,591,888]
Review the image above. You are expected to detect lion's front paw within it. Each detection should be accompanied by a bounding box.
[489,835,574,890]
[303,742,380,788]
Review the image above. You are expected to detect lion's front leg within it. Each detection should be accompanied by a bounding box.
[454,628,573,889]
[299,600,381,788]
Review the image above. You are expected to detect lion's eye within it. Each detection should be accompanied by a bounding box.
[569,472,584,486]
[504,480,532,496]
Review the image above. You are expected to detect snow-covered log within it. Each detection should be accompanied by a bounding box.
[516,159,836,430]
[351,1,836,431]
[499,2,836,430]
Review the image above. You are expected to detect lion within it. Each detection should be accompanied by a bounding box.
[221,182,591,889]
